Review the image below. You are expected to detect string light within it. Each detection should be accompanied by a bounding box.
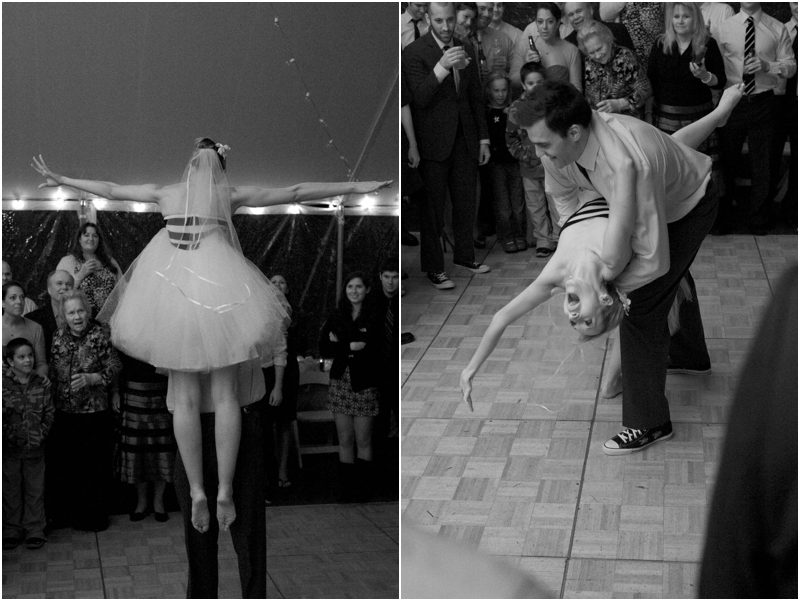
[132,202,146,213]
[12,199,24,209]
[272,4,354,180]
[287,203,301,215]
[360,195,375,211]
[93,198,107,209]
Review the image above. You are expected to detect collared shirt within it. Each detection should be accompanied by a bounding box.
[401,10,429,50]
[717,9,797,94]
[489,20,522,47]
[543,112,712,293]
[701,2,734,41]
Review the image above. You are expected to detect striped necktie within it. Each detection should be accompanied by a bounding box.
[743,16,756,95]
[412,19,421,40]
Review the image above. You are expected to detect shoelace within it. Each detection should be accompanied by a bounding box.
[617,428,644,443]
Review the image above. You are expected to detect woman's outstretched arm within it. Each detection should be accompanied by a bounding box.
[231,180,392,209]
[31,155,161,203]
[460,276,557,411]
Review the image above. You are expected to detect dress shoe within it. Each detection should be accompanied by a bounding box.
[401,231,419,246]
[401,332,416,345]
[154,512,169,522]
[129,511,150,522]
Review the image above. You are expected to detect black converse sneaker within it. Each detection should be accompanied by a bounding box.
[427,271,455,290]
[603,421,673,455]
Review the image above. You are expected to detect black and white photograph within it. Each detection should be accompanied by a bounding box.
[400,2,796,598]
[3,2,398,598]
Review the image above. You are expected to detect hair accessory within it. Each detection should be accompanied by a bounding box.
[215,143,231,157]
[616,289,631,316]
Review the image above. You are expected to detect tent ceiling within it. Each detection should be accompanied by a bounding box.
[3,3,398,200]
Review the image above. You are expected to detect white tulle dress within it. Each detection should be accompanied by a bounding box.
[97,149,289,372]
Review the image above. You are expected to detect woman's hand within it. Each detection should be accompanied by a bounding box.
[353,180,393,194]
[31,155,63,189]
[328,332,339,342]
[459,369,475,412]
[70,372,99,392]
[350,341,366,351]
[596,98,627,113]
[111,391,121,412]
[688,60,709,81]
[408,144,420,169]
[78,258,101,279]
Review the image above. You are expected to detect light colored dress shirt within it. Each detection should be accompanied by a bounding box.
[401,10,429,50]
[543,112,712,293]
[510,24,582,90]
[717,9,797,94]
[489,20,522,47]
[701,2,734,41]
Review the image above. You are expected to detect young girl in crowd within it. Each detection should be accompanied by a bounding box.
[506,61,560,257]
[484,71,527,254]
[2,338,54,550]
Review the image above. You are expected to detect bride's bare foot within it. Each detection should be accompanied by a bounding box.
[217,489,236,531]
[716,83,744,128]
[191,493,210,533]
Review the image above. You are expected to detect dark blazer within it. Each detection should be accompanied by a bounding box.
[402,31,488,162]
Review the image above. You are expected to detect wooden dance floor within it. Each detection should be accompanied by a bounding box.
[401,234,796,598]
[2,502,398,598]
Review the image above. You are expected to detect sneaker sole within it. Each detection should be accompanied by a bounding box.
[602,431,674,456]
[432,281,455,290]
[666,368,711,375]
[454,265,491,274]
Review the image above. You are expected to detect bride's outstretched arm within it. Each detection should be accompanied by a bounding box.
[31,155,161,203]
[460,277,557,411]
[231,180,393,209]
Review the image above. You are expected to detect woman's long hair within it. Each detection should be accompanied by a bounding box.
[660,2,708,58]
[336,271,370,321]
[69,222,115,268]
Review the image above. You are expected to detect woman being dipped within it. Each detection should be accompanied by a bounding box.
[319,272,381,502]
[56,222,122,316]
[461,84,744,434]
[33,140,390,532]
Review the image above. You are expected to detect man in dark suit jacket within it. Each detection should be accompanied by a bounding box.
[26,269,74,362]
[402,2,492,290]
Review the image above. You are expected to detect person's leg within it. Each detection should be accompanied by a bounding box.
[209,365,240,531]
[419,159,449,273]
[543,189,561,246]
[72,412,111,531]
[507,163,527,245]
[524,176,554,251]
[490,161,514,245]
[717,104,750,230]
[666,271,711,370]
[354,415,374,462]
[449,132,479,265]
[334,413,356,463]
[174,412,220,599]
[618,187,718,432]
[744,96,776,228]
[134,482,149,514]
[153,480,167,514]
[228,404,267,598]
[276,421,291,484]
[22,450,47,540]
[3,452,24,542]
[170,370,209,533]
[476,163,496,243]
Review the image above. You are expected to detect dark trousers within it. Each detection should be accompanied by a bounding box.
[419,128,477,273]
[476,164,496,238]
[620,185,717,429]
[718,92,776,227]
[48,410,113,531]
[490,161,526,242]
[3,447,46,539]
[174,403,266,599]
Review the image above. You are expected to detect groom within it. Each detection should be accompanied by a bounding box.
[514,80,716,455]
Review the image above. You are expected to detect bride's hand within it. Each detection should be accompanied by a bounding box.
[31,155,63,189]
[459,369,475,412]
[355,180,393,194]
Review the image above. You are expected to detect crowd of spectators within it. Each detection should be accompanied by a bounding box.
[402,1,797,291]
[2,223,400,550]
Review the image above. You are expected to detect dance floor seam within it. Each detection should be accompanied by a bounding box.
[400,233,796,598]
[2,502,398,599]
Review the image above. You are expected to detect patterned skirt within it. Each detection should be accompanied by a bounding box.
[327,367,379,417]
[116,380,176,484]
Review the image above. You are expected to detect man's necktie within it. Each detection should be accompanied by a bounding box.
[743,16,756,95]
[412,19,421,40]
[385,302,395,355]
[576,162,595,190]
[443,45,460,92]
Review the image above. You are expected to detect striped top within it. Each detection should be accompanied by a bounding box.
[164,215,228,250]
[560,198,609,232]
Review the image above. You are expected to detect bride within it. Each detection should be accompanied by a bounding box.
[33,140,390,532]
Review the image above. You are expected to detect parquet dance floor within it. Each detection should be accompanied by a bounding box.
[400,234,796,598]
[2,502,398,599]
